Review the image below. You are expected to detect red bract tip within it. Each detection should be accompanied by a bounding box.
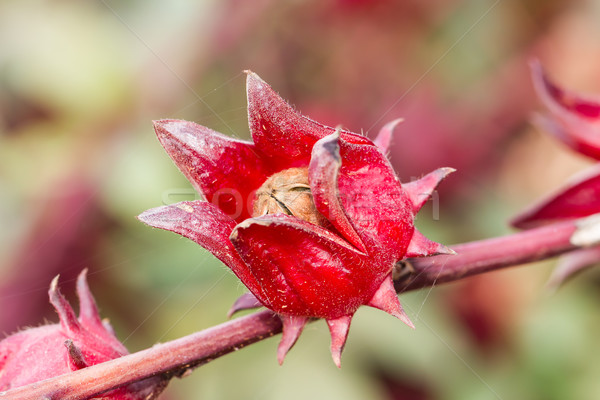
[373,118,403,153]
[511,164,600,229]
[530,59,600,160]
[140,72,454,366]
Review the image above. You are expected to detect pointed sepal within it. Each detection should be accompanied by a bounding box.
[367,274,414,328]
[406,229,455,258]
[76,269,102,328]
[547,246,600,290]
[49,275,81,335]
[152,119,271,221]
[403,167,455,213]
[326,315,352,368]
[227,292,263,318]
[139,201,269,308]
[74,270,129,355]
[277,315,309,365]
[374,118,403,153]
[245,70,374,167]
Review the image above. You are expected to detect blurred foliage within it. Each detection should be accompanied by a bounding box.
[1,0,600,399]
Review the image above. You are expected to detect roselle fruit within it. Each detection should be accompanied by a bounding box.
[139,71,454,366]
[0,270,166,398]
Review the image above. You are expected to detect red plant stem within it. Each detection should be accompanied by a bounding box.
[0,311,282,400]
[398,218,580,291]
[0,218,588,400]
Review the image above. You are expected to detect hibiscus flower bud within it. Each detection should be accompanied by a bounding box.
[0,270,166,399]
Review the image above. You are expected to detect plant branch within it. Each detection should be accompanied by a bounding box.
[0,311,282,400]
[1,216,596,400]
[397,218,582,291]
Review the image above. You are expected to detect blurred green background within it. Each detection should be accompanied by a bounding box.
[1,0,600,399]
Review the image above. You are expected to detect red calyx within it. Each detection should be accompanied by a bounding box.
[139,71,454,366]
[0,270,166,398]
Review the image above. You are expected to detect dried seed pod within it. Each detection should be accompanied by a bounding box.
[253,167,328,227]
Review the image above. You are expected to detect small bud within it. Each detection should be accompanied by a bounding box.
[0,270,167,398]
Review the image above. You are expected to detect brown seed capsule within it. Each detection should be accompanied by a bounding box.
[253,167,328,226]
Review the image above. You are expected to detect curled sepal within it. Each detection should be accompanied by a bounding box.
[403,168,455,214]
[367,274,414,328]
[373,118,403,153]
[49,275,81,335]
[138,201,269,307]
[309,130,367,253]
[277,315,309,365]
[326,315,352,368]
[547,246,600,290]
[153,119,272,222]
[531,59,600,160]
[227,292,263,319]
[511,164,600,229]
[229,214,367,319]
